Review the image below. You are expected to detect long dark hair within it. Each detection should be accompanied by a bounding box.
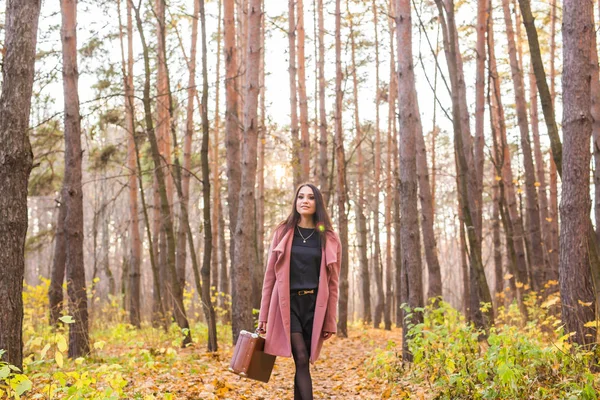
[279,183,333,248]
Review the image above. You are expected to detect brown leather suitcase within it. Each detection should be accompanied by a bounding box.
[228,330,276,383]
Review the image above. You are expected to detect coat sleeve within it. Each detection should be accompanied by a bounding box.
[258,228,280,323]
[323,240,341,332]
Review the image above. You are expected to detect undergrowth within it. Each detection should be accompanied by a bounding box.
[2,279,234,399]
[366,289,600,399]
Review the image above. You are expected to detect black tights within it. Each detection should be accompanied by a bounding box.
[291,332,313,400]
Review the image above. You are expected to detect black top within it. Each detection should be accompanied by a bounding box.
[290,226,322,291]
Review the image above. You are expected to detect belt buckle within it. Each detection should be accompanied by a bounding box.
[298,289,314,296]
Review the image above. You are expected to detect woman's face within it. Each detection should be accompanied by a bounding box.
[296,186,316,218]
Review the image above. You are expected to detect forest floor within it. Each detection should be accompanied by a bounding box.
[22,323,420,399]
[121,326,412,399]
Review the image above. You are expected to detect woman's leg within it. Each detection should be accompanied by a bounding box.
[291,332,313,400]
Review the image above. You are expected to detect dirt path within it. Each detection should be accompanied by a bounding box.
[202,327,404,399]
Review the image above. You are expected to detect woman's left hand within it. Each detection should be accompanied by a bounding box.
[322,331,334,340]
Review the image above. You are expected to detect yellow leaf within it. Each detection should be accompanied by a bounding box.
[381,386,392,399]
[30,337,43,348]
[494,176,502,181]
[56,335,67,352]
[75,357,85,365]
[504,273,513,280]
[541,296,560,308]
[546,217,553,222]
[534,181,541,187]
[55,350,64,368]
[578,300,593,307]
[549,249,553,253]
[584,320,600,328]
[40,344,51,360]
[517,188,523,194]
[515,282,524,288]
[93,341,106,350]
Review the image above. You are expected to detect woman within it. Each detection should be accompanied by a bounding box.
[257,183,341,400]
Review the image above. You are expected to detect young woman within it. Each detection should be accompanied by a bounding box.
[257,183,341,400]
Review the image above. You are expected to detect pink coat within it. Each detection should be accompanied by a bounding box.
[258,226,341,363]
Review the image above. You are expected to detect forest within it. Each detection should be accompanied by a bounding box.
[1,0,600,398]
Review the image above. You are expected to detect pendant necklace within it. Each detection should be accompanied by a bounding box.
[297,225,315,243]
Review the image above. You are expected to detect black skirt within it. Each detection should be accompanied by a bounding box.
[289,290,317,337]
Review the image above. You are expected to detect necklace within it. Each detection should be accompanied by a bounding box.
[297,225,316,243]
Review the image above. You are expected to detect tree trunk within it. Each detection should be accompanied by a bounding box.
[211,0,223,301]
[492,173,503,310]
[559,0,596,346]
[232,0,262,344]
[177,0,200,305]
[334,0,349,338]
[224,0,241,285]
[435,0,493,329]
[474,0,486,199]
[199,0,218,352]
[60,0,90,358]
[501,0,545,291]
[519,0,600,306]
[383,0,397,331]
[255,10,266,310]
[0,0,41,369]
[317,0,329,204]
[49,199,67,326]
[288,0,301,187]
[528,63,551,278]
[154,0,171,323]
[348,2,371,325]
[592,10,600,250]
[396,0,425,361]
[548,0,560,278]
[116,0,142,328]
[370,0,382,326]
[133,1,192,346]
[297,0,310,181]
[487,4,527,319]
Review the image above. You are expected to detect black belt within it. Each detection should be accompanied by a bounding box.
[291,289,316,296]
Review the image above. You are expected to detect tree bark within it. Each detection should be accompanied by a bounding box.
[501,0,545,291]
[288,0,301,187]
[370,0,382,326]
[176,0,200,304]
[334,0,349,338]
[435,0,493,329]
[559,0,596,346]
[116,0,142,328]
[133,1,192,346]
[396,0,425,360]
[384,0,397,331]
[60,0,90,358]
[474,0,486,206]
[548,0,560,278]
[199,0,218,352]
[492,172,503,310]
[519,0,600,305]
[317,0,329,204]
[592,9,600,251]
[232,0,262,344]
[348,1,371,325]
[529,64,551,277]
[212,0,223,301]
[0,0,41,369]
[255,7,266,310]
[224,0,241,284]
[49,199,67,327]
[297,0,310,182]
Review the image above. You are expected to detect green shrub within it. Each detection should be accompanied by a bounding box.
[368,301,600,399]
